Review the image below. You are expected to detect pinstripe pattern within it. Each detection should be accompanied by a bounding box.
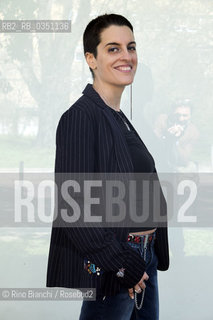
[46,84,169,296]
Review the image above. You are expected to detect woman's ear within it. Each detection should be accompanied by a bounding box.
[85,52,97,71]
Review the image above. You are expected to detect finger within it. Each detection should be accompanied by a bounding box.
[138,272,149,284]
[136,281,146,291]
[140,282,146,290]
[134,285,141,293]
[128,288,134,300]
[142,273,149,281]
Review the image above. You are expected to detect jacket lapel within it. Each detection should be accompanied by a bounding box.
[82,84,134,173]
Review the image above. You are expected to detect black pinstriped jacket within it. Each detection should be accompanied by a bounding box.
[46,83,169,296]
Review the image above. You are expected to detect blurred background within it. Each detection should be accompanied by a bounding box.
[0,0,213,319]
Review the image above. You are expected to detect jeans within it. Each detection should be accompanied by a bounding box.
[79,232,159,320]
[129,233,159,320]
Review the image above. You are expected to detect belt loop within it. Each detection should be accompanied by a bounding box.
[143,234,149,249]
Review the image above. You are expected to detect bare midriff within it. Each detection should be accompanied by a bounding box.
[130,228,157,236]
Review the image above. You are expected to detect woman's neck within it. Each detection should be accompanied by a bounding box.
[93,81,124,112]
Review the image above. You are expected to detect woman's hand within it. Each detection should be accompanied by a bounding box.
[128,272,149,299]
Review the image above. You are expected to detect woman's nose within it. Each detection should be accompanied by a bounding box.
[120,49,132,60]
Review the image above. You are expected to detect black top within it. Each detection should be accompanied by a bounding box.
[111,109,157,232]
[113,110,155,173]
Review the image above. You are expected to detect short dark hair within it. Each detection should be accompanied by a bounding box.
[83,13,133,78]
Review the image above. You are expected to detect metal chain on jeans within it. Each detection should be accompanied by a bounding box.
[135,235,149,310]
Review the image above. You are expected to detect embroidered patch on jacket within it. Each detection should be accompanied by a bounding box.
[84,258,104,276]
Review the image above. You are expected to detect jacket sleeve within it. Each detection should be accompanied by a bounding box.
[54,106,146,288]
[152,168,170,271]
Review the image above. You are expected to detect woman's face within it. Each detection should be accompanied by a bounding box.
[87,25,137,89]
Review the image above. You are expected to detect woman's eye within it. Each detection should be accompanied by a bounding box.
[108,47,119,52]
[128,46,136,51]
[108,46,136,53]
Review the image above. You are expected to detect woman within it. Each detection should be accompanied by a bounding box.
[47,13,169,320]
